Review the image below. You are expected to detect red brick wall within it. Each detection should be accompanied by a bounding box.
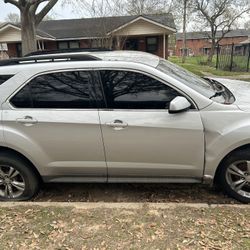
[176,36,248,56]
[7,43,17,58]
[4,36,169,59]
[44,40,92,50]
[157,35,169,59]
[122,35,168,58]
[80,40,90,48]
[44,41,57,50]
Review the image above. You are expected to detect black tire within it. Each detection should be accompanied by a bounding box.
[0,152,40,201]
[218,150,250,203]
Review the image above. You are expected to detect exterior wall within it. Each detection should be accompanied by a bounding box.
[157,35,169,59]
[0,27,21,43]
[7,43,18,57]
[3,35,169,59]
[176,36,248,56]
[121,35,168,58]
[113,19,172,36]
[80,40,90,48]
[44,41,57,50]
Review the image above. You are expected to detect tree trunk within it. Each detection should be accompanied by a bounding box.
[21,10,37,56]
[207,39,216,64]
[182,0,187,64]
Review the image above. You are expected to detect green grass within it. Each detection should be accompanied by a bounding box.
[169,56,250,78]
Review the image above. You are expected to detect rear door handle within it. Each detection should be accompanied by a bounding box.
[16,116,38,125]
[106,119,128,130]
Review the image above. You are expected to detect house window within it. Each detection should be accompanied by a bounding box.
[91,40,102,48]
[146,37,158,53]
[125,39,139,50]
[69,41,80,49]
[57,41,80,50]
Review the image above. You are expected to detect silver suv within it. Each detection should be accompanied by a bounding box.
[0,51,250,203]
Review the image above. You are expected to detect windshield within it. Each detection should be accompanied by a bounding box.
[157,59,215,98]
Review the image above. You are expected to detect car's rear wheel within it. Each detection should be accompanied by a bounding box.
[219,150,250,203]
[0,152,39,201]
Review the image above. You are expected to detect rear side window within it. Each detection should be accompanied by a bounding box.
[99,70,181,109]
[0,75,14,85]
[10,71,97,109]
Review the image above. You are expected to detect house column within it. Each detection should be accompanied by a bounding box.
[163,33,166,59]
[166,35,169,59]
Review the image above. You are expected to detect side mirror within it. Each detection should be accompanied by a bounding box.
[169,96,191,114]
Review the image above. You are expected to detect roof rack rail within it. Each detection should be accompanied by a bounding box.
[25,48,112,57]
[0,54,101,67]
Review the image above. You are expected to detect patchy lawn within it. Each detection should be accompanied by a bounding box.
[0,205,249,249]
[169,56,250,80]
[34,183,236,204]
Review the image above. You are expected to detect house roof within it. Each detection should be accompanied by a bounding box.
[0,22,55,40]
[37,13,176,40]
[176,29,250,40]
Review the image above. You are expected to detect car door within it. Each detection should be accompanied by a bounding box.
[98,69,205,181]
[2,70,107,181]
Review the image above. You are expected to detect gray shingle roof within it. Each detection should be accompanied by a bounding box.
[38,13,176,40]
[176,29,250,40]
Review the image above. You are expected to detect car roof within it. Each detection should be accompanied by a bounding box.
[0,50,160,75]
[87,51,160,67]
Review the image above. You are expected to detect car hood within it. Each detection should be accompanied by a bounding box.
[212,78,250,111]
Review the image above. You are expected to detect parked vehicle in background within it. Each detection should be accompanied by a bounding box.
[0,50,250,203]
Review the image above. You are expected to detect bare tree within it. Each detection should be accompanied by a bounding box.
[5,12,20,23]
[126,0,173,15]
[245,20,250,30]
[65,0,128,49]
[182,0,188,63]
[63,0,125,17]
[4,0,59,56]
[194,0,250,63]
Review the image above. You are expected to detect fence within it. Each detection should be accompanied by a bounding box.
[216,43,250,72]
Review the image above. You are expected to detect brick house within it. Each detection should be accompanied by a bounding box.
[0,13,176,59]
[176,29,250,57]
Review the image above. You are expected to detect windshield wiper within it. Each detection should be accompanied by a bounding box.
[209,89,225,99]
[204,77,226,99]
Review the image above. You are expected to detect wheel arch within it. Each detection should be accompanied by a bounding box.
[214,143,250,185]
[0,146,43,184]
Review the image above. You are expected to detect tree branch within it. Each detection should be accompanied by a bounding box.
[35,0,58,25]
[4,0,20,9]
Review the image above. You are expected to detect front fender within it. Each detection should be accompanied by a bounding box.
[202,110,250,177]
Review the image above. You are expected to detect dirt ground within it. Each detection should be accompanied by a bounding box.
[0,205,249,250]
[34,183,237,204]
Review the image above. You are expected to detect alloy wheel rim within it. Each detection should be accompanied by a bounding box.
[226,160,250,198]
[0,165,25,199]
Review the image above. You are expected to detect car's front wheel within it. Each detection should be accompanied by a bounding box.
[0,152,40,201]
[219,150,250,203]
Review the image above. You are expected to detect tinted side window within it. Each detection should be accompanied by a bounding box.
[100,70,181,109]
[0,75,14,85]
[11,71,97,109]
[10,84,32,108]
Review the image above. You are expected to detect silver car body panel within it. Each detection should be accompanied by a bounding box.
[100,109,204,180]
[2,106,107,180]
[0,51,250,183]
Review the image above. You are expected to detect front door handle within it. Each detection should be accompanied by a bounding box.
[16,116,38,126]
[106,119,128,130]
